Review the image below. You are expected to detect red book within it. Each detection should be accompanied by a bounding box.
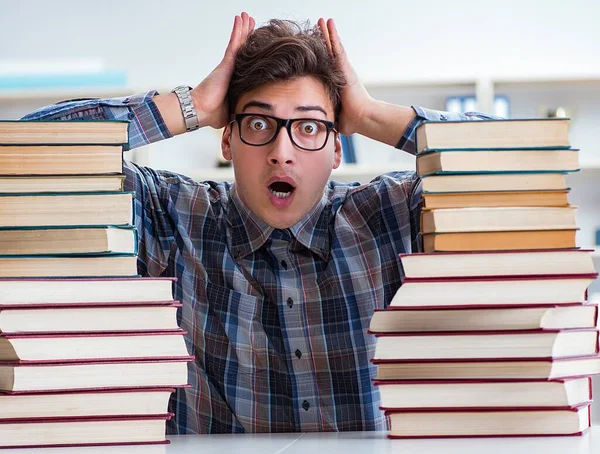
[385,404,591,438]
[0,358,193,392]
[0,301,182,334]
[369,303,599,333]
[0,330,191,363]
[0,387,190,419]
[389,274,597,308]
[0,413,173,448]
[372,329,599,361]
[375,377,592,410]
[0,277,176,306]
[398,248,596,278]
[372,355,600,381]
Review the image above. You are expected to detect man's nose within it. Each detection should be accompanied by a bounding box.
[267,127,296,165]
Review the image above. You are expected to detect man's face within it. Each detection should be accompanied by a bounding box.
[222,76,342,229]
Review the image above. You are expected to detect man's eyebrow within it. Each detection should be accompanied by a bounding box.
[241,101,272,112]
[240,101,328,117]
[295,105,328,116]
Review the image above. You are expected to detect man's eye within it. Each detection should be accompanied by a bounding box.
[299,121,319,135]
[249,118,269,131]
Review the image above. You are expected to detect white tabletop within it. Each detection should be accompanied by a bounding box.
[2,428,597,454]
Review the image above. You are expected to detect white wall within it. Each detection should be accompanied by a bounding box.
[3,0,600,85]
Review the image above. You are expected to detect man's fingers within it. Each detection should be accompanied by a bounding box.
[318,17,334,58]
[326,18,344,58]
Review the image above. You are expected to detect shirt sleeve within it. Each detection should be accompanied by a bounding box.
[20,91,172,151]
[395,106,502,155]
[20,92,177,276]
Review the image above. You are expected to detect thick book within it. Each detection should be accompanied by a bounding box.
[369,304,598,333]
[421,206,577,233]
[0,255,138,278]
[389,274,597,308]
[385,404,590,438]
[372,329,599,361]
[421,172,568,193]
[0,330,191,362]
[415,118,570,153]
[399,249,596,278]
[0,144,123,175]
[0,387,179,419]
[0,413,171,448]
[373,355,600,381]
[0,226,137,256]
[0,192,134,227]
[422,190,569,209]
[376,377,591,409]
[0,175,125,193]
[0,358,192,392]
[0,302,181,334]
[423,229,577,252]
[0,277,175,306]
[0,120,128,145]
[416,149,579,176]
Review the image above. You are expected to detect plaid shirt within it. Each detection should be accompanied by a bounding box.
[22,92,493,433]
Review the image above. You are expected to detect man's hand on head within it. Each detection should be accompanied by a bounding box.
[317,18,375,137]
[190,12,256,130]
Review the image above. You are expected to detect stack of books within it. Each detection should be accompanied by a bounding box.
[370,118,600,438]
[0,120,192,449]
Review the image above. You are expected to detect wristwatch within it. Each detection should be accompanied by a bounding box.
[171,85,200,132]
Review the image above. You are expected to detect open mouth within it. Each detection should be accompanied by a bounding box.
[268,181,296,199]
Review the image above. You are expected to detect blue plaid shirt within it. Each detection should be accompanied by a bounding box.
[22,92,493,433]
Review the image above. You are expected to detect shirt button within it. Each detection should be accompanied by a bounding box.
[127,112,135,119]
[287,297,293,308]
[280,260,288,270]
[302,400,310,411]
[295,349,302,359]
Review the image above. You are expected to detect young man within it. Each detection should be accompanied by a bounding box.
[22,13,493,433]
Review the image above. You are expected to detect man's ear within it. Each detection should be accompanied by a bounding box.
[221,124,233,162]
[332,133,343,169]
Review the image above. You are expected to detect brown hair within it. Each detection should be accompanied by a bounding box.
[227,19,346,121]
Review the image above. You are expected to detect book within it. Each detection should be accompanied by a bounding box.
[389,274,597,308]
[399,249,596,278]
[421,173,568,193]
[0,330,191,362]
[0,192,133,227]
[415,118,570,153]
[0,413,171,448]
[0,120,128,145]
[0,255,138,278]
[369,304,598,333]
[423,229,577,252]
[0,175,125,193]
[376,377,591,409]
[421,206,577,233]
[0,358,192,392]
[385,404,590,438]
[372,356,600,381]
[0,226,137,256]
[0,387,177,419]
[422,190,569,208]
[0,277,175,306]
[416,149,579,176]
[0,145,123,175]
[372,330,599,361]
[0,302,181,334]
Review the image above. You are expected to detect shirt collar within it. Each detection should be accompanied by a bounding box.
[227,184,331,261]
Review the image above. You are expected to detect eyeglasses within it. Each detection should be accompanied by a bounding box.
[230,113,337,151]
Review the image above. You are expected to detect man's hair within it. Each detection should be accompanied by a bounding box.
[227,19,346,121]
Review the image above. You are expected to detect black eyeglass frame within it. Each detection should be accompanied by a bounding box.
[230,113,338,151]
